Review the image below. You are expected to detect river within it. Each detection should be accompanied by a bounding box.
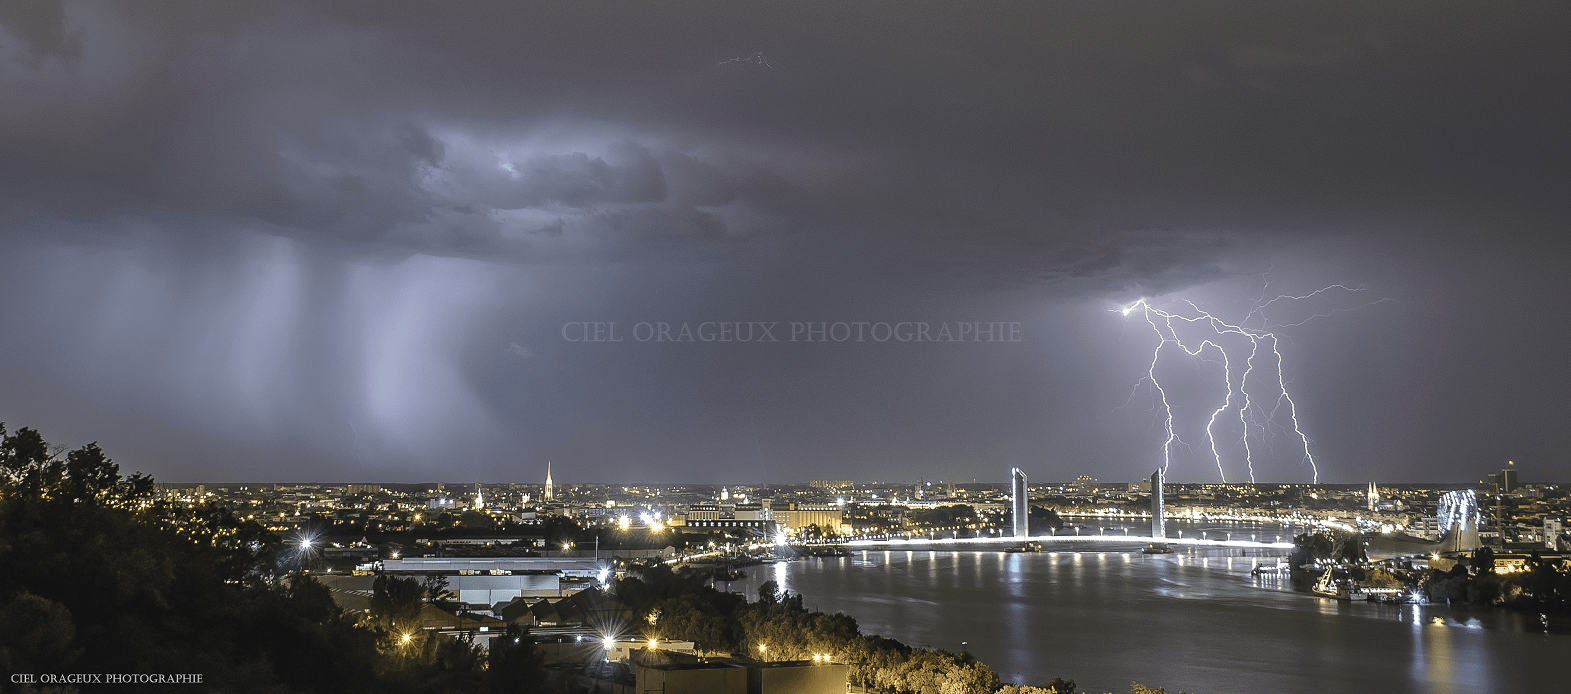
[732,522,1564,694]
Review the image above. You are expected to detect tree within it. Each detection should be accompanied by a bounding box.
[0,593,79,673]
[371,575,429,632]
[1029,506,1065,533]
[422,573,452,603]
[0,425,401,692]
[1471,546,1496,573]
[1041,677,1076,693]
[539,515,581,548]
[456,509,498,531]
[487,624,547,693]
[1365,568,1402,589]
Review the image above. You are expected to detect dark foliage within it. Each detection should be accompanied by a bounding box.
[0,424,541,693]
[1028,507,1065,533]
[615,560,1001,694]
[486,624,547,693]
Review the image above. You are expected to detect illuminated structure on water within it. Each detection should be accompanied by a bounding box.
[1010,468,1029,538]
[1150,469,1165,539]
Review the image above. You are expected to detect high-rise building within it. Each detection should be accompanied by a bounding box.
[1074,475,1099,495]
[1150,469,1165,539]
[1545,517,1566,550]
[1487,463,1520,494]
[1010,468,1029,538]
[544,462,554,500]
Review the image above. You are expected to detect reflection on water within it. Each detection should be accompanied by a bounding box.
[737,524,1562,694]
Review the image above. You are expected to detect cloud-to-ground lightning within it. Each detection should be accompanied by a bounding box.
[1118,285,1385,483]
[718,52,774,68]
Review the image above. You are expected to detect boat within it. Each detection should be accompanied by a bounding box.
[798,545,851,558]
[710,566,747,582]
[1250,562,1291,575]
[1141,543,1173,554]
[1311,568,1345,598]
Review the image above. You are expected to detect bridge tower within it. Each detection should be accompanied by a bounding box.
[1010,468,1029,538]
[1151,469,1165,539]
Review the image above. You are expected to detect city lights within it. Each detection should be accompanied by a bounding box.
[0,3,1561,690]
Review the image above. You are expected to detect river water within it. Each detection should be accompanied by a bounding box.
[733,522,1564,694]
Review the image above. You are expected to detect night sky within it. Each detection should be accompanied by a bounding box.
[1,2,1567,485]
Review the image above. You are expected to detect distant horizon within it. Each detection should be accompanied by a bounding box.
[151,479,1509,489]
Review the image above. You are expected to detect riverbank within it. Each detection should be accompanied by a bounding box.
[744,546,1565,694]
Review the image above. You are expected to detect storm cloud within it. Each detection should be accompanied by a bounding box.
[0,1,1567,483]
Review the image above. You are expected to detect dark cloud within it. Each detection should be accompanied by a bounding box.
[0,1,1567,483]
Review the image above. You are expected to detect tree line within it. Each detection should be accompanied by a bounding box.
[1292,529,1571,612]
[616,562,1185,694]
[0,424,543,693]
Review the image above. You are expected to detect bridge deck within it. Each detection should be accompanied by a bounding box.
[841,535,1293,550]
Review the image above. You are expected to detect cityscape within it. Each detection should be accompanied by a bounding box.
[159,466,1567,556]
[10,450,1556,693]
[2,2,1569,693]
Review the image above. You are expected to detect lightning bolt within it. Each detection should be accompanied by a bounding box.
[719,52,774,68]
[1118,285,1380,483]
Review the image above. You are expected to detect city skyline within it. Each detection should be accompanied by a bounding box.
[1,2,1568,485]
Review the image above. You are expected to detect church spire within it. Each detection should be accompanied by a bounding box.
[544,461,554,500]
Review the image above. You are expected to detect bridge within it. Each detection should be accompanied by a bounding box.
[842,535,1293,550]
[843,467,1295,551]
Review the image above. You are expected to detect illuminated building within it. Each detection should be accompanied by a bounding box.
[772,503,844,533]
[1010,468,1029,538]
[1073,475,1099,495]
[1150,470,1165,539]
[1437,489,1481,552]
